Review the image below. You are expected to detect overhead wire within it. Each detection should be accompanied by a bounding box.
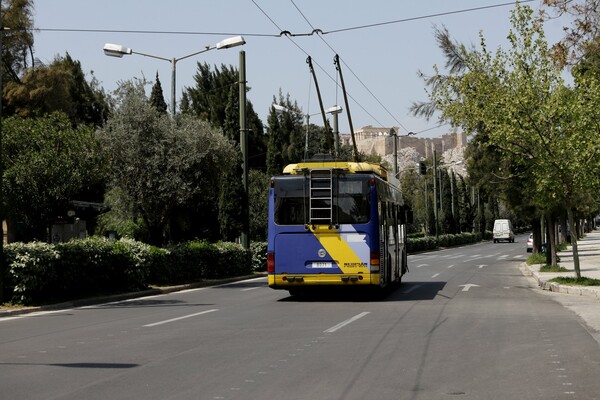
[33,0,535,136]
[323,0,535,35]
[33,0,536,38]
[289,0,408,132]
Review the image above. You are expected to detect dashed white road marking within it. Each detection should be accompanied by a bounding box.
[143,309,218,327]
[324,312,370,333]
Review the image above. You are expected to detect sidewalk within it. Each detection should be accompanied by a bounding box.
[522,228,600,300]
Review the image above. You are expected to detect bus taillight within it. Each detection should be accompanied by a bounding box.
[267,252,275,273]
[370,252,380,273]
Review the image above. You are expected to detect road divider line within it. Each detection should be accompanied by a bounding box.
[324,312,370,333]
[143,309,219,327]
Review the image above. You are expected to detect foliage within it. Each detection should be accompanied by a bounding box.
[3,237,257,305]
[540,264,569,272]
[0,0,34,85]
[4,53,110,126]
[250,241,267,271]
[549,276,600,286]
[181,62,266,170]
[3,241,60,304]
[527,252,548,265]
[421,3,600,271]
[248,170,269,241]
[2,113,107,241]
[3,238,152,304]
[149,72,168,114]
[213,242,252,278]
[406,232,482,253]
[98,79,237,245]
[541,0,600,70]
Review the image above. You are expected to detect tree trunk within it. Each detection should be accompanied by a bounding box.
[546,217,558,267]
[532,218,542,254]
[560,213,568,244]
[567,207,581,279]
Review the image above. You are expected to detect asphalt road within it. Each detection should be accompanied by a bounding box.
[2,234,600,400]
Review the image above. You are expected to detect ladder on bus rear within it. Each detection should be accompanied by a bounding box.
[309,169,333,226]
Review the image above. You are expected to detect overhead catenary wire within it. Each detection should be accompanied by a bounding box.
[32,1,535,136]
[33,0,536,38]
[289,0,410,133]
[252,0,387,127]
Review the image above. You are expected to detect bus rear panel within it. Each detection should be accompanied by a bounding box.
[267,161,408,293]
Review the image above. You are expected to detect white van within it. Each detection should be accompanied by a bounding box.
[493,219,514,243]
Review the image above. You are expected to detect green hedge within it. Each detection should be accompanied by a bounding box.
[406,232,483,253]
[2,232,487,305]
[3,237,254,306]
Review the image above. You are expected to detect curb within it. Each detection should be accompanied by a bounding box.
[521,262,600,300]
[0,274,262,318]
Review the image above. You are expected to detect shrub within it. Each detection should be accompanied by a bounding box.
[4,242,60,304]
[251,241,268,272]
[214,242,252,278]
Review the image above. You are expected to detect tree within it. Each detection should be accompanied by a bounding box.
[183,61,267,174]
[4,53,110,126]
[1,0,34,86]
[248,170,269,241]
[3,113,106,241]
[149,72,168,114]
[98,80,237,246]
[541,0,600,70]
[424,3,600,273]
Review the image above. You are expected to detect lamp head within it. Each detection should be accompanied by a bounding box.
[325,105,342,114]
[103,43,132,58]
[216,36,246,50]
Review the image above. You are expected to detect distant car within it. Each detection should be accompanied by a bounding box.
[527,233,533,252]
[493,219,515,243]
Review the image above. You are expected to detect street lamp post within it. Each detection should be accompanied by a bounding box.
[103,36,245,115]
[388,129,416,181]
[239,50,249,250]
[326,105,342,157]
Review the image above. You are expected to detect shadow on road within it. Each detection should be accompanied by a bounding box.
[277,281,447,303]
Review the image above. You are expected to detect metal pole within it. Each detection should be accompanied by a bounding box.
[304,114,310,160]
[171,58,177,115]
[392,129,398,177]
[450,170,455,220]
[433,149,438,239]
[334,55,359,162]
[0,21,4,302]
[332,111,339,157]
[239,51,249,249]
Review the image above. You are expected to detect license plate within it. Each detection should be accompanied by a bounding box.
[311,262,333,269]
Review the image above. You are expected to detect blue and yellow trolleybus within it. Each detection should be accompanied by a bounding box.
[267,156,411,295]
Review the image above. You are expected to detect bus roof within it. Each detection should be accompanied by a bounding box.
[283,161,389,179]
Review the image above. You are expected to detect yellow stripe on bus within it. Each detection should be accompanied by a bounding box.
[309,225,370,274]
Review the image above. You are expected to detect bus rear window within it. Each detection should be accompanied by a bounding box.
[273,175,370,225]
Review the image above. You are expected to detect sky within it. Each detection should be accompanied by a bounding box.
[30,0,569,138]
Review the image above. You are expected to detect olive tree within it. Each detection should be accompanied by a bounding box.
[98,80,237,245]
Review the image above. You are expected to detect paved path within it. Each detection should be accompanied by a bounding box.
[523,228,600,299]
